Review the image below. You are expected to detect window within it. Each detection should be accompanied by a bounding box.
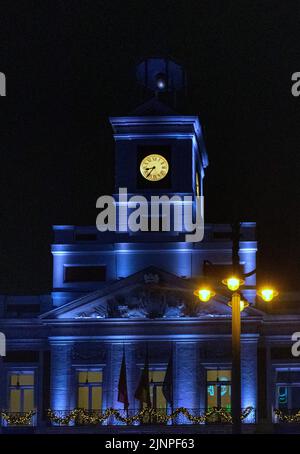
[5,351,39,362]
[6,304,40,316]
[276,370,300,411]
[149,369,167,411]
[137,369,167,424]
[75,233,97,242]
[277,386,300,411]
[9,372,35,413]
[206,369,231,411]
[64,266,106,283]
[77,370,103,411]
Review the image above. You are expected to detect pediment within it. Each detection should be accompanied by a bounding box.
[40,266,263,320]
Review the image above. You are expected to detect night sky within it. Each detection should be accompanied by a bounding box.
[1,1,300,294]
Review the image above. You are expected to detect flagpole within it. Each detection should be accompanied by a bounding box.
[123,344,128,420]
[134,342,151,423]
[163,342,174,425]
[170,342,174,425]
[118,343,129,418]
[171,342,174,423]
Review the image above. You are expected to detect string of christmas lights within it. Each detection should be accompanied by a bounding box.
[274,409,300,423]
[47,406,254,425]
[1,410,35,425]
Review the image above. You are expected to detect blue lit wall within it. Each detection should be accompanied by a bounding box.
[241,337,258,423]
[50,342,74,411]
[173,342,199,423]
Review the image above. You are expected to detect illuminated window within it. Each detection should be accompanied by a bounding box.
[77,370,103,411]
[276,370,300,411]
[9,372,35,413]
[134,368,168,424]
[149,369,167,411]
[206,369,231,412]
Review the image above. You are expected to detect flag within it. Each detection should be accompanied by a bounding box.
[118,348,129,410]
[134,348,151,407]
[162,347,173,406]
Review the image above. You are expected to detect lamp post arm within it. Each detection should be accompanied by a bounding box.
[242,268,256,278]
[231,221,241,274]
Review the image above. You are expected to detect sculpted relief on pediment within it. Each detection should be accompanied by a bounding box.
[75,285,226,320]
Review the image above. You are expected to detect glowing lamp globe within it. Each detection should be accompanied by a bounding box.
[194,288,215,302]
[257,288,278,302]
[222,276,245,292]
[228,299,249,312]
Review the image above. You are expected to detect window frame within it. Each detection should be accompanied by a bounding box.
[4,368,37,426]
[76,368,104,411]
[276,368,300,411]
[205,368,232,411]
[64,265,107,283]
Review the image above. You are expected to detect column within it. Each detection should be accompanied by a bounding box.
[50,342,73,411]
[241,335,258,423]
[105,343,123,409]
[198,344,206,411]
[173,341,199,423]
[265,344,274,425]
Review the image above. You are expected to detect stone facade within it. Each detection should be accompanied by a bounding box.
[0,95,300,434]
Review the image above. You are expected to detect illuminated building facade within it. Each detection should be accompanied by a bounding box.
[0,59,299,433]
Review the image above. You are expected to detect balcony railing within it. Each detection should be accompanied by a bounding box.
[47,407,256,426]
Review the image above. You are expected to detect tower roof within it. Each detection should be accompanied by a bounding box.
[130,97,177,116]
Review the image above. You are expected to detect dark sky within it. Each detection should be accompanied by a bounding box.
[0,0,300,294]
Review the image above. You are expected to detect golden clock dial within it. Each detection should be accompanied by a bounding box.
[140,154,169,181]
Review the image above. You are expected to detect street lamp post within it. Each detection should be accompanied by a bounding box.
[222,276,245,434]
[231,291,241,434]
[194,279,278,434]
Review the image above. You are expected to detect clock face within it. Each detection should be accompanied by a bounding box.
[140,154,169,181]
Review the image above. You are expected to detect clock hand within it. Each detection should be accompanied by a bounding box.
[146,166,155,177]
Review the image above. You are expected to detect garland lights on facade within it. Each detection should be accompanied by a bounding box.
[46,407,254,426]
[1,410,35,425]
[9,407,300,426]
[274,409,300,423]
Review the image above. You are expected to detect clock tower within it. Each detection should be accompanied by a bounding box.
[109,58,208,205]
[51,58,256,306]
